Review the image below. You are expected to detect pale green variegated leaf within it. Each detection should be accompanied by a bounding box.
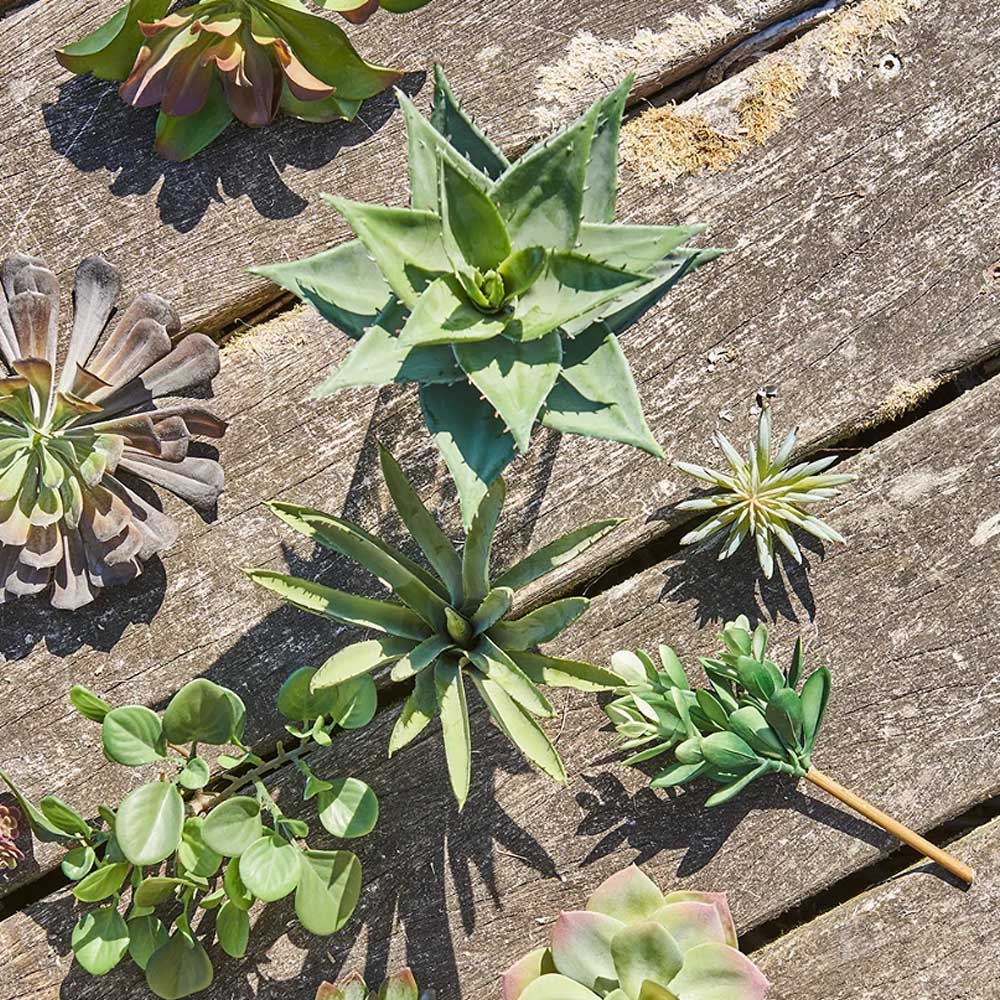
[275,506,450,628]
[575,222,708,271]
[250,240,391,339]
[514,252,647,343]
[495,517,622,590]
[491,100,596,251]
[388,665,438,755]
[399,87,494,212]
[266,500,450,601]
[420,380,516,529]
[581,76,632,224]
[312,636,418,689]
[313,308,462,393]
[378,444,463,602]
[664,942,769,1000]
[610,922,683,999]
[542,324,662,456]
[439,155,511,272]
[454,330,562,453]
[470,586,513,634]
[469,635,553,718]
[247,570,429,640]
[462,477,505,603]
[435,661,472,808]
[390,633,454,681]
[510,650,623,692]
[399,275,508,347]
[471,673,566,783]
[487,597,589,650]
[430,65,509,180]
[322,197,450,309]
[549,910,622,991]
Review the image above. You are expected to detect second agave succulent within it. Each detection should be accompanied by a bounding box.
[249,445,624,807]
[503,864,768,1000]
[56,0,429,160]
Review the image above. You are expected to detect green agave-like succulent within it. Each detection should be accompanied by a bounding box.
[605,616,831,806]
[316,968,435,1000]
[256,66,722,525]
[249,445,624,807]
[675,401,855,578]
[503,864,768,1000]
[56,0,429,160]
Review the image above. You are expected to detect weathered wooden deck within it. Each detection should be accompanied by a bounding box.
[1,0,998,996]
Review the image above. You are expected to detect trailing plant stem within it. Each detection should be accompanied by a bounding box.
[195,740,314,813]
[805,767,974,884]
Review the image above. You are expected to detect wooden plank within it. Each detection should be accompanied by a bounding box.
[1,0,998,895]
[3,347,1000,997]
[755,818,1000,998]
[0,0,814,332]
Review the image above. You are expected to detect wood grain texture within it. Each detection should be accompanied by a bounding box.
[0,0,814,332]
[3,328,999,999]
[1,0,998,897]
[756,817,1000,998]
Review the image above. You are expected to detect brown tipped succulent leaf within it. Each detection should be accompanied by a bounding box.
[57,0,414,160]
[250,450,623,808]
[255,68,722,525]
[0,255,226,610]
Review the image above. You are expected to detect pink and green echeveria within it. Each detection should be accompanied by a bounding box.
[55,0,431,160]
[503,865,768,1000]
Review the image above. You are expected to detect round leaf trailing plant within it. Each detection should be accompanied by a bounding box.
[249,445,625,808]
[0,254,226,610]
[503,863,768,1000]
[606,616,974,883]
[316,967,435,1000]
[1,673,381,998]
[674,398,855,578]
[55,0,432,161]
[255,66,723,526]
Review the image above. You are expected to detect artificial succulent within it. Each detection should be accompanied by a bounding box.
[607,617,973,883]
[675,398,855,578]
[249,444,624,807]
[0,254,226,610]
[56,0,431,160]
[0,803,24,871]
[256,66,722,525]
[316,968,435,1000]
[2,673,380,998]
[503,864,768,1000]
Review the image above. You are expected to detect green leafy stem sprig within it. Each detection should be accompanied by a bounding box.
[2,669,382,999]
[606,616,974,884]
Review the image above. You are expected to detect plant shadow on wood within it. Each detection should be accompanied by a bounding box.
[573,765,896,880]
[657,532,822,629]
[40,72,426,234]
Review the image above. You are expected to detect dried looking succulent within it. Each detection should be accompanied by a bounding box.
[0,804,24,871]
[256,66,721,525]
[56,0,431,160]
[0,254,226,610]
[607,617,973,883]
[2,673,379,998]
[249,445,624,807]
[503,863,768,1000]
[675,400,855,578]
[316,968,435,1000]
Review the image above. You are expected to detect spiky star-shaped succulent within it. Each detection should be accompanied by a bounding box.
[256,66,721,526]
[56,0,428,160]
[675,401,855,577]
[503,864,768,1000]
[0,254,226,610]
[249,445,623,807]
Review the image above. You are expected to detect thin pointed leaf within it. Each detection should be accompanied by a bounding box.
[470,586,514,634]
[430,65,509,179]
[469,635,554,718]
[510,650,623,691]
[435,661,472,807]
[462,478,505,603]
[487,597,589,650]
[389,666,439,754]
[312,636,418,689]
[439,155,511,271]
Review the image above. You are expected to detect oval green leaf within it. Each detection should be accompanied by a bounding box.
[116,782,185,867]
[73,861,130,903]
[202,797,263,858]
[217,900,250,958]
[71,906,129,975]
[238,833,300,902]
[162,678,237,745]
[145,931,215,999]
[318,778,379,839]
[294,849,362,935]
[177,756,210,790]
[102,705,167,766]
[61,844,97,881]
[177,817,223,878]
[128,914,168,970]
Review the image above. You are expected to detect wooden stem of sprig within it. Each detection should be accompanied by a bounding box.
[805,767,974,884]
